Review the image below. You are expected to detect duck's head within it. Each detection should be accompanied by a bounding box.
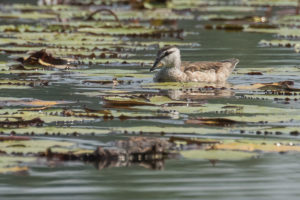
[150,46,180,72]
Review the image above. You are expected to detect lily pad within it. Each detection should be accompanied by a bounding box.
[0,156,35,174]
[0,126,110,136]
[180,137,300,161]
[181,150,257,161]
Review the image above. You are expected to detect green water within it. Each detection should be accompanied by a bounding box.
[0,27,299,200]
[1,1,300,200]
[2,154,300,200]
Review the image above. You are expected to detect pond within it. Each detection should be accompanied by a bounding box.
[0,0,300,199]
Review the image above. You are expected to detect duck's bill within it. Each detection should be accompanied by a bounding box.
[150,60,163,72]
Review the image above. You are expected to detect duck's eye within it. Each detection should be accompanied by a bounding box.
[164,51,172,57]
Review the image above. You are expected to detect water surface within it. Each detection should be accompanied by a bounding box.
[1,1,300,200]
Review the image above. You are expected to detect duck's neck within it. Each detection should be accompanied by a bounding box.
[164,56,187,82]
[170,55,182,71]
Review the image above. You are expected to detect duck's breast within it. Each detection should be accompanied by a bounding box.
[154,67,187,82]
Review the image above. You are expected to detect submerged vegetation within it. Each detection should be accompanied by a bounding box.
[0,0,300,174]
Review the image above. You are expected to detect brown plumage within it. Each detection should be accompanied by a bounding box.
[182,59,239,73]
[150,46,239,82]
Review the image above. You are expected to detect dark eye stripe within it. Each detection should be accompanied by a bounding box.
[161,51,173,58]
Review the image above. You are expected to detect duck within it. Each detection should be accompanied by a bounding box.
[150,46,239,82]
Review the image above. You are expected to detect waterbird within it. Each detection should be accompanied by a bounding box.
[150,46,239,82]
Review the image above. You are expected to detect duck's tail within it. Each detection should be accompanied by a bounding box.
[221,58,239,65]
[221,58,239,70]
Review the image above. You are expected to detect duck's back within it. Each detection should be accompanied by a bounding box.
[182,58,239,82]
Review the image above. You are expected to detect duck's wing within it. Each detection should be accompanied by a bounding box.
[182,58,239,73]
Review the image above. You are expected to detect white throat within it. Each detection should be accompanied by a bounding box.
[172,54,181,69]
[154,48,187,82]
[165,49,181,70]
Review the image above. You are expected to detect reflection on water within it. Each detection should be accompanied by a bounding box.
[163,82,234,101]
[1,1,300,199]
[2,154,300,200]
[1,28,300,199]
[94,158,165,171]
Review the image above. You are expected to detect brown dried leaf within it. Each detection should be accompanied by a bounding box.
[185,118,241,126]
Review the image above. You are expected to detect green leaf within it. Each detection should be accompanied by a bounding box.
[181,150,257,161]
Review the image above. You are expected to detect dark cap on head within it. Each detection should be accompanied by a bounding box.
[150,45,177,72]
[150,46,177,72]
[157,45,177,56]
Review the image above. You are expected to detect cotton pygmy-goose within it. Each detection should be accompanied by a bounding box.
[150,46,239,82]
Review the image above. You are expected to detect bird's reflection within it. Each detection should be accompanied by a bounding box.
[94,158,165,171]
[90,137,175,171]
[161,82,234,101]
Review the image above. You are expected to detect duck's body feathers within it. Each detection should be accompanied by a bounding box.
[151,46,239,83]
[182,58,239,73]
[154,58,239,82]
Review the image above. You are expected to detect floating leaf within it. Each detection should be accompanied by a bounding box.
[0,79,49,89]
[0,156,35,174]
[0,140,75,155]
[0,127,110,136]
[234,81,297,91]
[0,97,71,107]
[259,39,300,53]
[180,137,300,161]
[181,150,257,161]
[185,118,242,126]
[213,139,300,153]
